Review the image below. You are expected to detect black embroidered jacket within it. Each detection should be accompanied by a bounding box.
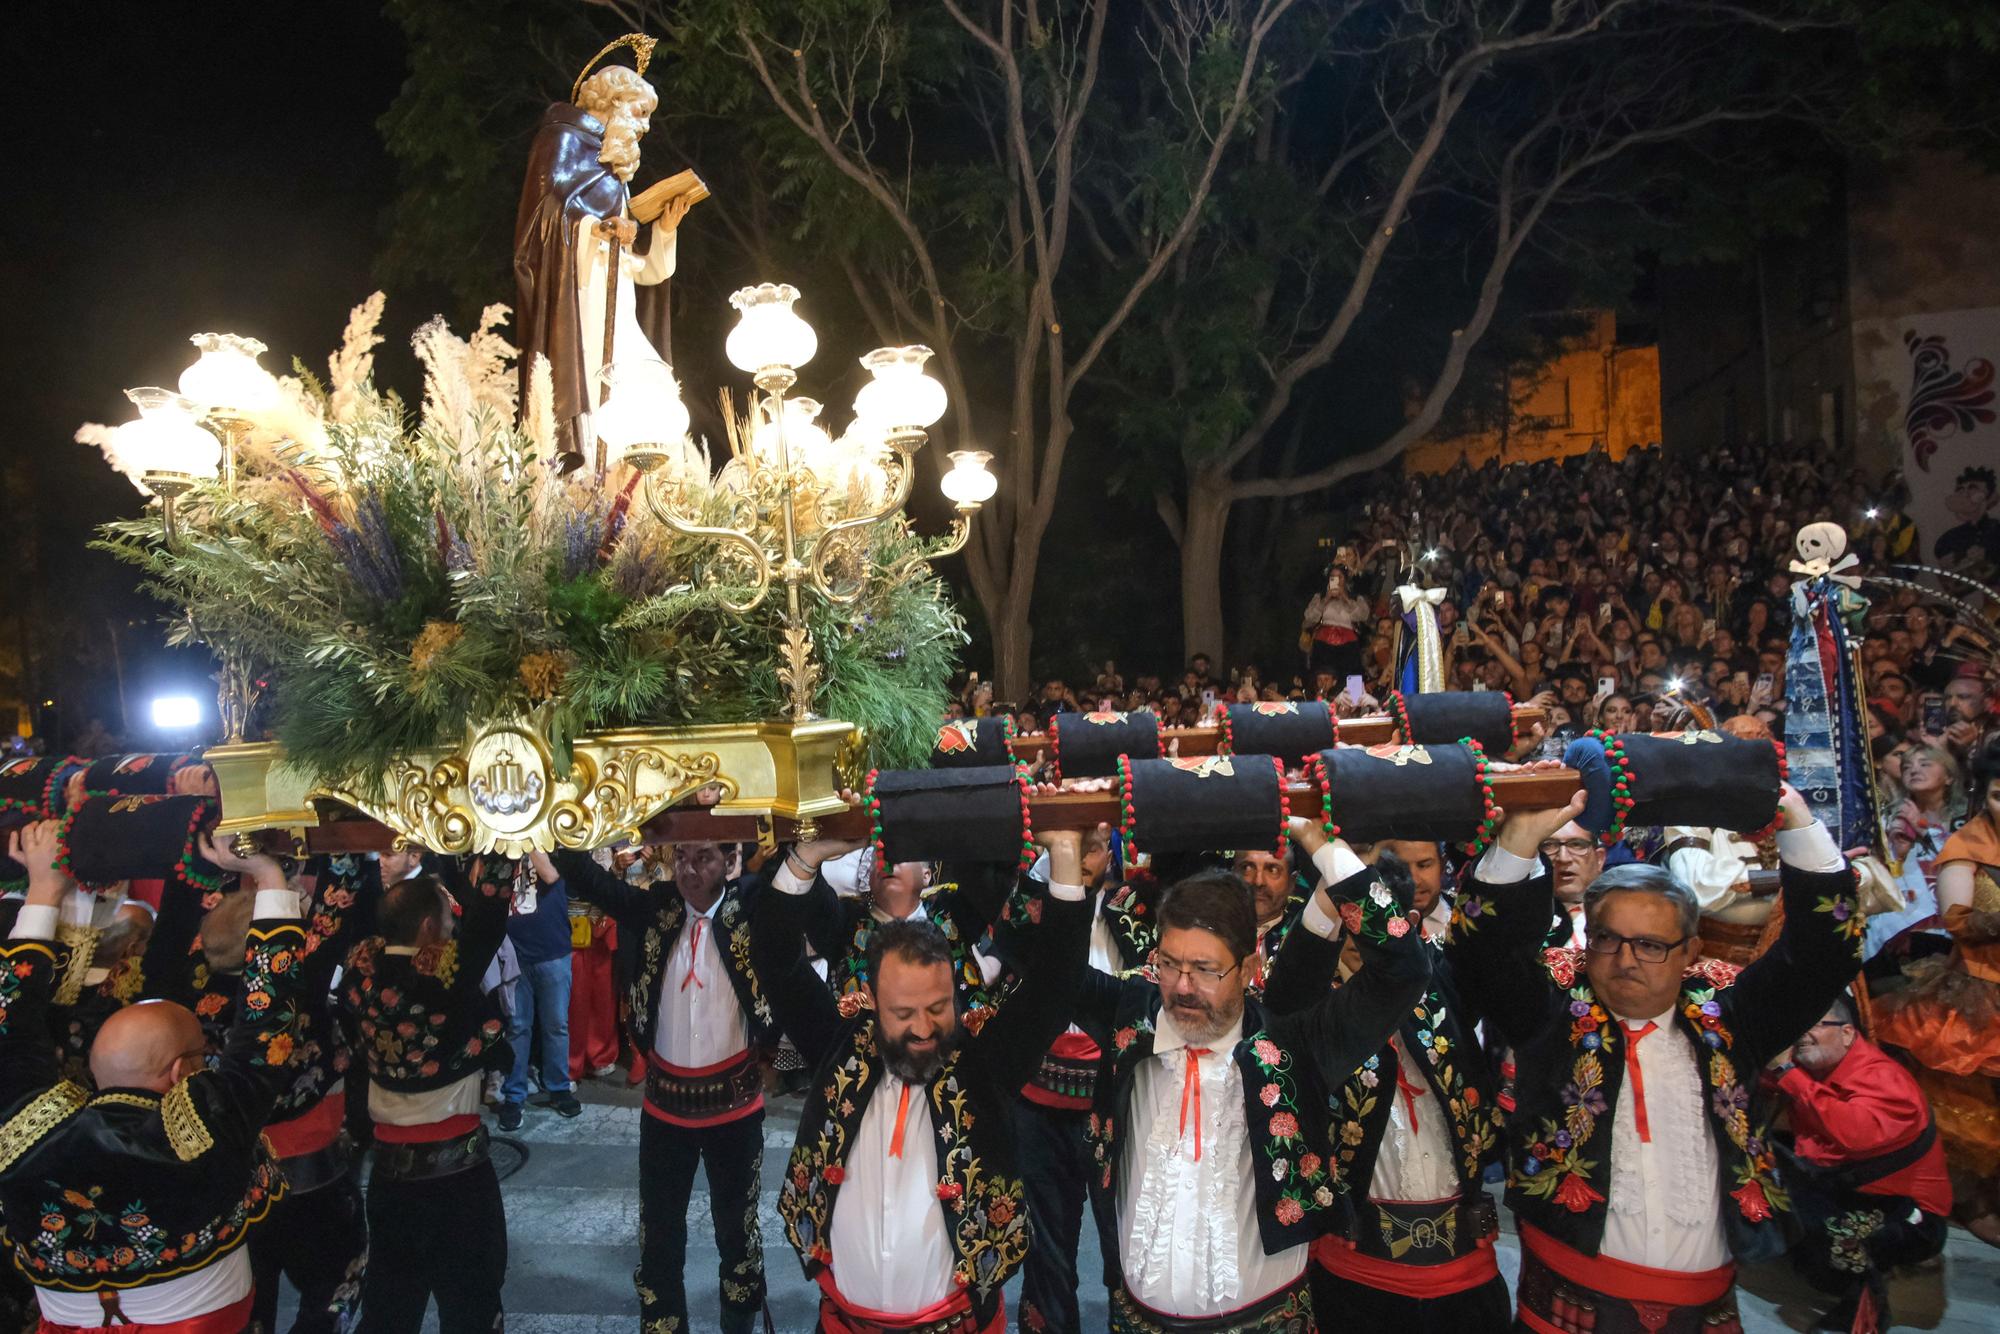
[1072,864,1431,1270]
[340,856,512,1096]
[1322,939,1501,1247]
[0,899,307,1293]
[753,860,1091,1311]
[1451,852,1864,1261]
[551,850,775,1052]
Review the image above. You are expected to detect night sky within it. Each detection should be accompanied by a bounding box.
[5,3,439,740]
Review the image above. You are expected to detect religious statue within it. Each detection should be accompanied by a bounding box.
[513,34,699,465]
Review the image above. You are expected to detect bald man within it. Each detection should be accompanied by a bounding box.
[0,821,307,1332]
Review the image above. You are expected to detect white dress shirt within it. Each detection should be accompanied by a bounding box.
[1664,826,1773,926]
[1336,951,1459,1204]
[771,858,1087,1313]
[1116,858,1348,1317]
[829,1072,954,1313]
[654,896,749,1069]
[1474,820,1846,1269]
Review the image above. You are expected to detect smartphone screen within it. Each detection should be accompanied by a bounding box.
[1923,696,1947,733]
[1201,689,1217,709]
[1597,676,1617,696]
[1344,674,1365,702]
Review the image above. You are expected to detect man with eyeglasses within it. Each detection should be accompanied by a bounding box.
[1536,823,1601,950]
[1074,817,1430,1331]
[1769,996,1949,1331]
[1455,780,1861,1333]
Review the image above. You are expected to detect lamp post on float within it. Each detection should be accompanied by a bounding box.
[178,334,279,493]
[117,388,221,544]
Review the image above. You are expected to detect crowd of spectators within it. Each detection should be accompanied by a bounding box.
[961,441,1994,785]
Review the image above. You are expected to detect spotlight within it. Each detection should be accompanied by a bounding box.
[1422,548,1440,562]
[151,696,201,729]
[1864,507,1880,520]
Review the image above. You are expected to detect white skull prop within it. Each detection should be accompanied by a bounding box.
[1794,522,1847,571]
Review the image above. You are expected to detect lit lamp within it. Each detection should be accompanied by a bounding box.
[725,284,817,390]
[178,333,279,491]
[940,450,998,511]
[594,359,692,476]
[854,345,947,441]
[120,387,221,542]
[752,397,831,474]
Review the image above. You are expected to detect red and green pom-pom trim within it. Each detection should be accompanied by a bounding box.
[38,757,87,820]
[1387,691,1415,745]
[51,804,82,879]
[1014,763,1037,873]
[1460,737,1501,859]
[864,768,887,869]
[1309,754,1341,843]
[1218,710,1236,756]
[1502,691,1518,748]
[1269,756,1288,856]
[1741,741,1792,844]
[1049,715,1065,782]
[176,800,222,894]
[1116,754,1138,856]
[1590,728,1636,847]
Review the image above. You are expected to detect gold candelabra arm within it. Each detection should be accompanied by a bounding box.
[802,434,924,603]
[639,475,775,615]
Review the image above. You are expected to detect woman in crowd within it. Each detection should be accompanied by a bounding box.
[1875,745,2000,1245]
[1884,745,1966,882]
[1300,563,1371,680]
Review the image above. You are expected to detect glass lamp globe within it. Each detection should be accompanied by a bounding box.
[940,450,998,507]
[594,360,692,473]
[751,396,831,470]
[725,283,817,376]
[853,345,947,432]
[178,333,279,416]
[121,387,222,484]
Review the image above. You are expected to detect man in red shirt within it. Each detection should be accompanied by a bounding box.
[1772,996,1951,1333]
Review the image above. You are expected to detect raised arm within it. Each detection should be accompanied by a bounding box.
[435,854,513,999]
[1259,818,1350,1014]
[550,846,661,931]
[752,838,866,1070]
[1445,787,1588,1045]
[0,821,72,1106]
[189,833,309,1148]
[967,831,1092,1093]
[1273,853,1431,1089]
[1720,785,1865,1069]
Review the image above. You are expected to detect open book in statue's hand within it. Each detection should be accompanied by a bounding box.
[629,168,710,223]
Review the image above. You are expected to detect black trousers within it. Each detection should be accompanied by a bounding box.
[1012,1095,1117,1334]
[359,1159,507,1334]
[249,1171,369,1334]
[1791,1186,1947,1324]
[638,1106,766,1333]
[1309,1265,1511,1332]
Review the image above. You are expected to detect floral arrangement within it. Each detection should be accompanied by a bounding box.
[92,295,963,788]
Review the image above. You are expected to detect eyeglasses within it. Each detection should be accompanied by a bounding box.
[1538,838,1598,857]
[1150,950,1241,986]
[1584,929,1691,964]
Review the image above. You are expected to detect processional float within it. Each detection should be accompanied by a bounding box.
[30,31,1915,883]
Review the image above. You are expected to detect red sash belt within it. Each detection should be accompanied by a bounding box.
[814,1271,1001,1334]
[1312,625,1358,646]
[373,1112,481,1144]
[262,1090,344,1159]
[1310,1233,1500,1298]
[37,1291,254,1334]
[1517,1225,1736,1334]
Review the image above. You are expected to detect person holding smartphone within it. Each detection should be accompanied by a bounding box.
[1301,565,1371,680]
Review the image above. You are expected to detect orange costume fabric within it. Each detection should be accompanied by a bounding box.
[567,911,622,1081]
[1873,817,2000,1175]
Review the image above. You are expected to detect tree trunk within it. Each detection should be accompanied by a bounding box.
[1180,483,1232,664]
[991,574,1036,708]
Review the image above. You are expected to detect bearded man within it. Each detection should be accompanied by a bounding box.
[514,54,693,461]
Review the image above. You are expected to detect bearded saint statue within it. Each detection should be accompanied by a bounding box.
[513,36,694,463]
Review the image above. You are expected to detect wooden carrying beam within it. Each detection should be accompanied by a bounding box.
[1004,706,1548,761]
